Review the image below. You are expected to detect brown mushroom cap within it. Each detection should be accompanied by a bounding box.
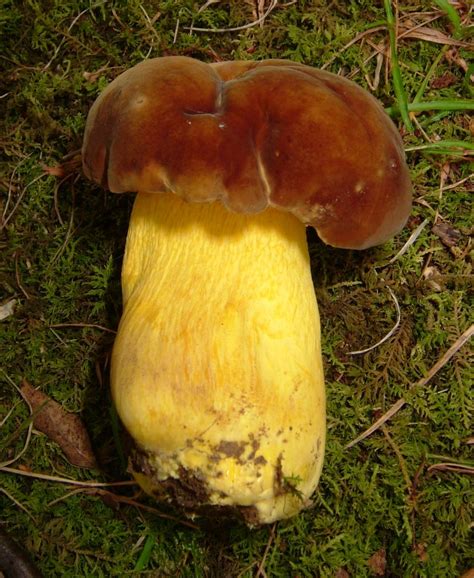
[83,56,412,249]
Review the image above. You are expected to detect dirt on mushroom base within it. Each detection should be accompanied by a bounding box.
[130,444,270,526]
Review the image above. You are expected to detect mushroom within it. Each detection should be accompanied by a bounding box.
[82,56,412,525]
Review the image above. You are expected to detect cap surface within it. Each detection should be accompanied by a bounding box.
[82,56,412,249]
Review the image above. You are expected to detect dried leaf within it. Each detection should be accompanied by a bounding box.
[335,569,350,578]
[368,548,386,576]
[460,569,474,578]
[0,298,16,321]
[431,71,458,89]
[399,25,471,47]
[432,222,463,247]
[20,380,97,469]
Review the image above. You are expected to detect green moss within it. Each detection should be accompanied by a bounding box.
[1,1,472,576]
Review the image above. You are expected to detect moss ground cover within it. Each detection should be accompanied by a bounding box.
[1,1,472,576]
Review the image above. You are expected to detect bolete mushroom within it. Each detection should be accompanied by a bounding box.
[82,56,411,525]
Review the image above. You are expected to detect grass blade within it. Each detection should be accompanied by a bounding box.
[433,0,462,38]
[405,139,474,156]
[134,532,157,572]
[384,0,413,131]
[386,99,474,116]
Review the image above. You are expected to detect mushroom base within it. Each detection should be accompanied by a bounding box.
[112,192,326,524]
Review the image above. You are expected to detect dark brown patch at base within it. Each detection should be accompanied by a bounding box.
[156,466,210,510]
[214,440,246,459]
[130,445,263,526]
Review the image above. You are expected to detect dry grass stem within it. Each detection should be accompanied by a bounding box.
[187,0,277,33]
[256,523,276,578]
[1,374,34,468]
[384,218,430,266]
[0,465,138,488]
[0,487,37,522]
[49,323,117,334]
[427,463,474,475]
[347,287,401,355]
[1,173,45,231]
[346,324,474,448]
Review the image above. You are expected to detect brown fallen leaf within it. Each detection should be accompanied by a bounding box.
[460,569,474,578]
[399,25,471,48]
[335,569,350,578]
[20,380,97,469]
[431,71,458,89]
[432,222,463,247]
[368,548,386,576]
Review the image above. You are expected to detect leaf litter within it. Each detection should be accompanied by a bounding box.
[20,380,97,469]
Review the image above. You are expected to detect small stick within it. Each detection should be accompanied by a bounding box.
[49,322,117,334]
[0,465,137,488]
[427,463,474,475]
[256,523,276,578]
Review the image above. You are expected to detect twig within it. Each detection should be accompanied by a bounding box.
[0,374,34,468]
[0,465,138,487]
[173,17,180,44]
[49,177,77,266]
[321,26,387,70]
[99,489,200,529]
[442,174,473,192]
[2,155,30,226]
[1,173,45,231]
[0,488,38,522]
[346,324,474,448]
[0,399,21,427]
[15,252,30,300]
[53,175,71,226]
[256,523,276,578]
[427,463,474,476]
[197,0,221,14]
[42,4,104,71]
[49,323,117,334]
[381,425,412,491]
[187,0,277,33]
[47,487,93,507]
[348,287,401,355]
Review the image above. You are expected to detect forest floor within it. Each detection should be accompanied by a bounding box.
[1,1,473,576]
